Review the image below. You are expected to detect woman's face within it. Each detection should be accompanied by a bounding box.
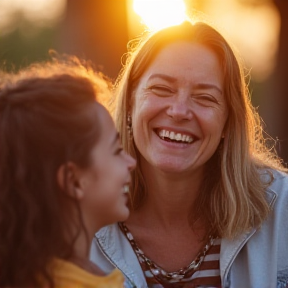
[131,42,228,175]
[78,105,136,229]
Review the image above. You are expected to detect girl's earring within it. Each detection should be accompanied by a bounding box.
[127,113,133,139]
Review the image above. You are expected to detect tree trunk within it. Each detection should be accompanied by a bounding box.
[56,0,129,80]
[270,0,288,164]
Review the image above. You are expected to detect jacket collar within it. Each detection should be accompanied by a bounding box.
[96,224,146,287]
[96,169,281,288]
[220,179,278,286]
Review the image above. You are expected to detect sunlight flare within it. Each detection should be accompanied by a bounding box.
[133,0,186,31]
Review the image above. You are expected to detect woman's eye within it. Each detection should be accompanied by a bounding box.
[192,94,219,105]
[148,86,174,97]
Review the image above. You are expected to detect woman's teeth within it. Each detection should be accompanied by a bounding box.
[158,129,193,143]
[123,184,130,194]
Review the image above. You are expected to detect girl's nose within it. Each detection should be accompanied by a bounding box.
[126,153,136,171]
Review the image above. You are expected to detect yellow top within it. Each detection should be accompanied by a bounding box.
[50,258,124,288]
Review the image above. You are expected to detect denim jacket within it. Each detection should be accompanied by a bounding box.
[90,169,288,288]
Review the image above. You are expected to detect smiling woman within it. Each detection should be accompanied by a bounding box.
[90,20,288,288]
[131,42,227,175]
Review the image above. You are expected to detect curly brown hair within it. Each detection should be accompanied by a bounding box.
[0,55,112,287]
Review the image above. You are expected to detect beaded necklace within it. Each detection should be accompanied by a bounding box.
[118,222,215,283]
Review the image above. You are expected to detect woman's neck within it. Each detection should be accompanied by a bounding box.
[129,163,205,230]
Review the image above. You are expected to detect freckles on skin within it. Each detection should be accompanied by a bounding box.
[132,91,150,144]
[130,42,228,174]
[132,85,162,127]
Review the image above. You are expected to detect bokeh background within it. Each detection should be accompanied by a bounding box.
[0,0,287,163]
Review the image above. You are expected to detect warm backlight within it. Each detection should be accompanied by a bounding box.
[0,0,65,35]
[133,0,186,31]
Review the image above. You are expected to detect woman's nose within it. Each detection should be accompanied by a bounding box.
[166,95,193,121]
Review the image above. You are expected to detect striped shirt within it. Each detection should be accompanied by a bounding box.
[119,222,221,288]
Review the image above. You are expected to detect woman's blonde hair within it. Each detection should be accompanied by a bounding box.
[113,21,286,238]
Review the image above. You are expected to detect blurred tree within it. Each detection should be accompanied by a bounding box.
[0,0,64,71]
[56,0,129,80]
[0,26,56,72]
[235,0,288,165]
[269,0,288,164]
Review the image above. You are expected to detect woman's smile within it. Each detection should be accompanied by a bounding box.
[132,41,227,174]
[156,128,194,143]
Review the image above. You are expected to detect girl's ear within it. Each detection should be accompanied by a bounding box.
[57,162,84,200]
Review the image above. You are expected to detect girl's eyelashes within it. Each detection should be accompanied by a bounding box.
[114,147,124,155]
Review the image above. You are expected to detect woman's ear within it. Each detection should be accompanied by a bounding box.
[57,162,84,200]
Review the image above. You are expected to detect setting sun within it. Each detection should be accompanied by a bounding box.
[133,0,186,31]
